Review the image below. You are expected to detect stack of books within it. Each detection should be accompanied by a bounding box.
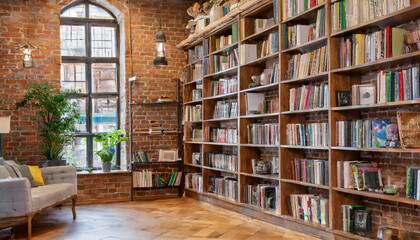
[342,205,372,234]
[251,157,279,175]
[291,158,329,186]
[243,184,279,213]
[213,100,238,119]
[149,122,163,135]
[188,45,203,64]
[377,67,419,103]
[167,172,182,186]
[185,173,203,192]
[282,0,325,20]
[209,77,238,96]
[289,83,328,111]
[205,152,238,171]
[134,150,152,163]
[285,46,328,80]
[192,152,202,165]
[211,48,238,73]
[336,161,383,190]
[286,123,329,147]
[204,127,238,144]
[214,34,233,50]
[284,8,325,49]
[208,176,238,200]
[288,194,329,225]
[406,167,420,200]
[184,105,202,122]
[332,0,410,32]
[247,123,279,145]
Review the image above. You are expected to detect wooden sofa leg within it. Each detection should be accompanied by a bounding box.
[27,214,33,240]
[72,196,77,220]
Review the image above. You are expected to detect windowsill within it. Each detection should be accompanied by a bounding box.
[77,170,129,175]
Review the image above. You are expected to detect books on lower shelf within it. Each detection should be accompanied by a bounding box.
[204,127,238,144]
[192,89,202,101]
[406,167,420,200]
[331,0,410,33]
[189,126,203,142]
[134,151,152,163]
[192,63,203,81]
[286,123,329,147]
[251,157,279,175]
[243,184,280,213]
[210,77,238,96]
[214,34,233,51]
[247,123,279,145]
[289,83,328,111]
[188,45,203,64]
[282,0,325,21]
[284,8,325,49]
[339,27,409,68]
[288,194,329,226]
[336,161,383,190]
[342,205,372,235]
[245,93,279,115]
[185,105,202,122]
[210,48,238,73]
[132,170,182,188]
[213,100,238,119]
[208,176,238,200]
[205,152,238,171]
[377,67,420,103]
[285,45,328,80]
[192,152,202,165]
[185,173,203,192]
[239,32,279,64]
[291,159,329,186]
[336,120,400,148]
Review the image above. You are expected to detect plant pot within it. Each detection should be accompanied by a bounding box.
[40,160,67,168]
[102,162,111,172]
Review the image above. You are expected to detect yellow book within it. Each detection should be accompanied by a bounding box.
[354,34,365,65]
[392,27,409,57]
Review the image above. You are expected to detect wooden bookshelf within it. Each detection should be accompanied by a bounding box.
[180,0,420,239]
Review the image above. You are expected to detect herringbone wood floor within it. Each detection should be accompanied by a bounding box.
[13,197,319,240]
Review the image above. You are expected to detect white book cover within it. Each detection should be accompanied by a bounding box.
[245,92,265,113]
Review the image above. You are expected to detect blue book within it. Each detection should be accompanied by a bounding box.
[412,67,419,100]
[372,120,390,148]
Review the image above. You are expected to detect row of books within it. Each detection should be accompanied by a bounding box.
[133,170,182,188]
[192,89,202,101]
[289,83,328,111]
[214,34,234,51]
[251,157,279,175]
[185,173,203,192]
[406,167,420,200]
[377,67,419,103]
[336,120,396,148]
[284,8,325,49]
[339,27,408,68]
[189,127,203,141]
[192,152,202,165]
[288,194,329,225]
[134,150,152,163]
[167,172,183,186]
[290,158,329,186]
[331,0,410,33]
[247,123,279,145]
[192,63,202,81]
[213,100,238,119]
[204,127,238,144]
[208,176,238,200]
[185,105,202,122]
[286,123,329,147]
[209,77,238,96]
[285,45,328,80]
[243,184,280,213]
[342,205,372,233]
[239,32,279,64]
[205,152,238,172]
[282,0,325,20]
[245,93,279,115]
[209,49,238,73]
[337,161,383,190]
[188,45,203,64]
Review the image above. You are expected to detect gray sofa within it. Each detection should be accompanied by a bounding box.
[0,166,77,239]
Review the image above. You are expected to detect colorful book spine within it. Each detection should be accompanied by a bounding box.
[289,83,328,111]
[285,46,328,80]
[289,194,329,225]
[286,123,329,147]
[205,152,238,171]
[291,158,329,185]
[247,123,279,145]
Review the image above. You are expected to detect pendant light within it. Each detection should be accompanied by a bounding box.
[16,0,39,68]
[153,0,168,66]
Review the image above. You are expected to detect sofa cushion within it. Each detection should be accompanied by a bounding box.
[28,166,45,186]
[3,164,18,178]
[0,166,11,179]
[17,165,38,188]
[31,183,77,212]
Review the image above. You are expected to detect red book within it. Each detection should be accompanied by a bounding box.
[399,71,404,101]
[385,27,392,58]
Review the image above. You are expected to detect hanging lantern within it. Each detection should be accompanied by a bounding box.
[153,0,168,67]
[16,43,38,68]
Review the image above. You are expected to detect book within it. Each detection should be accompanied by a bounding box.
[288,194,329,226]
[247,123,279,145]
[285,45,328,80]
[209,77,238,96]
[286,123,329,147]
[243,184,279,213]
[192,152,202,165]
[204,127,237,143]
[372,120,390,148]
[185,105,202,122]
[406,167,420,200]
[291,158,329,186]
[185,173,203,192]
[231,21,239,43]
[213,100,238,119]
[208,176,238,200]
[206,152,238,171]
[240,44,257,64]
[377,67,420,103]
[289,83,328,111]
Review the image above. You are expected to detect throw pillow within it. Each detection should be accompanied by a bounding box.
[0,166,11,179]
[28,166,45,186]
[5,161,23,178]
[17,165,38,188]
[3,164,18,178]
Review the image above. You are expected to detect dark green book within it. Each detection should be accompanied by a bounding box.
[406,168,413,198]
[231,22,238,43]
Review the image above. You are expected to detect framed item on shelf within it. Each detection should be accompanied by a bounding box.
[397,112,420,148]
[158,149,178,162]
[358,84,376,105]
[336,91,351,106]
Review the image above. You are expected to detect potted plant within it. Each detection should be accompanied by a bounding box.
[94,128,128,172]
[16,83,80,167]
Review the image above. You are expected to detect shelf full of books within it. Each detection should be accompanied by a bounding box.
[181,0,420,238]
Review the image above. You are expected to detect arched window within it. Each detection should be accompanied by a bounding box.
[60,1,120,170]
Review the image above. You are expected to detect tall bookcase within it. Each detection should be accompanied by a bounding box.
[180,0,420,239]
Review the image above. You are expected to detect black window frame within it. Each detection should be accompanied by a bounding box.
[60,1,121,170]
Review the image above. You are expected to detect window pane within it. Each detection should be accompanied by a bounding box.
[89,4,114,19]
[92,63,117,93]
[93,141,116,168]
[60,25,86,56]
[61,4,86,18]
[92,97,117,133]
[68,98,87,132]
[91,26,116,57]
[61,63,86,93]
[63,137,87,168]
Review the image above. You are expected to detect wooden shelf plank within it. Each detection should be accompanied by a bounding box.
[204,66,238,78]
[281,108,328,115]
[240,52,279,67]
[281,179,329,190]
[184,79,203,86]
[204,117,238,122]
[241,172,279,180]
[332,100,420,111]
[203,142,238,146]
[184,163,202,168]
[281,72,328,84]
[332,230,374,240]
[210,42,239,56]
[184,120,203,124]
[240,144,280,148]
[184,141,203,144]
[281,36,328,54]
[240,82,279,93]
[203,166,238,174]
[331,146,420,153]
[184,99,203,105]
[242,203,281,217]
[203,92,238,100]
[241,24,279,43]
[281,3,326,24]
[280,215,331,231]
[281,145,329,150]
[240,113,280,119]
